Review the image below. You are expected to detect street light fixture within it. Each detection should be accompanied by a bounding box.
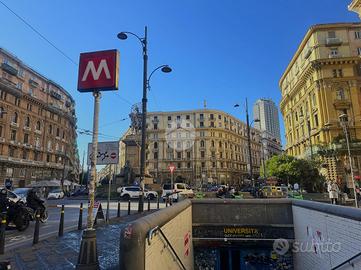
[117,27,171,212]
[339,114,358,208]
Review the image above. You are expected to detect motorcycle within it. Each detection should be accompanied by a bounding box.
[26,202,49,223]
[3,200,31,231]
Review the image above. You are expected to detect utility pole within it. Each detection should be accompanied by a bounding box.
[80,150,85,186]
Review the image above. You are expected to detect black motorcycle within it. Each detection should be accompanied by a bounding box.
[3,200,31,231]
[26,202,49,223]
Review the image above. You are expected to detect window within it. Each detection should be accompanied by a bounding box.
[187,162,191,168]
[6,168,13,177]
[200,122,204,127]
[47,154,50,162]
[15,98,20,106]
[338,69,343,77]
[210,122,214,127]
[10,130,16,141]
[36,121,41,130]
[17,82,23,90]
[201,162,205,168]
[218,115,221,120]
[154,152,158,159]
[176,115,181,121]
[0,107,4,118]
[186,152,191,159]
[22,150,28,160]
[336,88,345,100]
[200,131,205,137]
[200,140,205,147]
[330,48,338,57]
[210,114,214,120]
[0,126,2,137]
[24,133,29,144]
[200,114,204,120]
[314,114,319,127]
[201,151,205,158]
[186,115,190,120]
[48,125,52,134]
[47,140,52,150]
[12,112,18,123]
[154,142,158,149]
[35,137,40,147]
[0,91,6,100]
[212,162,216,168]
[177,152,182,159]
[153,123,158,130]
[167,116,171,121]
[328,31,336,38]
[211,140,215,147]
[177,163,181,169]
[26,103,32,111]
[186,123,190,127]
[355,31,361,39]
[25,116,30,127]
[332,69,337,78]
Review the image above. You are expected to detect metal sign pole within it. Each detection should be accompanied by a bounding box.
[77,90,101,269]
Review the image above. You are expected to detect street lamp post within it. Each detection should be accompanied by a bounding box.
[117,28,171,212]
[234,99,259,188]
[339,114,359,208]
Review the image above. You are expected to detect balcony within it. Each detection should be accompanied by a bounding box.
[333,99,351,109]
[50,91,62,100]
[326,37,342,46]
[23,126,31,131]
[304,47,312,59]
[329,53,341,59]
[1,63,18,76]
[10,122,19,128]
[29,79,39,87]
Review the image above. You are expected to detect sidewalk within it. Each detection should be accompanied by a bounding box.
[0,212,153,270]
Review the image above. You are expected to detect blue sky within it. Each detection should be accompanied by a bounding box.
[0,0,358,161]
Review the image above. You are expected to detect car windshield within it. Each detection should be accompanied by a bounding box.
[51,189,62,193]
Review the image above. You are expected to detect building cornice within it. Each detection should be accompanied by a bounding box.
[279,22,361,88]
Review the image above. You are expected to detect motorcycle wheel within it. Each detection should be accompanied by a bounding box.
[40,209,49,223]
[14,211,30,231]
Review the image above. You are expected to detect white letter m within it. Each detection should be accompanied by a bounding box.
[82,59,111,81]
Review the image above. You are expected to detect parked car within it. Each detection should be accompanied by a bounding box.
[118,186,158,200]
[161,183,194,202]
[47,189,65,199]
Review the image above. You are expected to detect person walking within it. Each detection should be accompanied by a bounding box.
[328,181,339,205]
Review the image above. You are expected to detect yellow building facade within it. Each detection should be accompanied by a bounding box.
[280,23,361,183]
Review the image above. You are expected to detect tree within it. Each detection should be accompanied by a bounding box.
[266,155,325,192]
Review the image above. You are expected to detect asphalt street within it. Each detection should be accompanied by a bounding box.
[4,198,165,251]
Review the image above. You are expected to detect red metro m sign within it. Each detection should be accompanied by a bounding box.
[77,49,119,92]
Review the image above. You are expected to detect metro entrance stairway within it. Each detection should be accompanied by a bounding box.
[119,199,361,270]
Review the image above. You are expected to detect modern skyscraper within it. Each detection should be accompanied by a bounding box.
[253,99,281,142]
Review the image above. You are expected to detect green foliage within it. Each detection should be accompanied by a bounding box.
[265,155,325,192]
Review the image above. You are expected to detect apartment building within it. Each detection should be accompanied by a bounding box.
[0,48,78,187]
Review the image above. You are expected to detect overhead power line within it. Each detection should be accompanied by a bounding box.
[0,0,78,66]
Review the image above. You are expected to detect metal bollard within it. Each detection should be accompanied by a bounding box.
[78,203,83,230]
[33,211,40,245]
[128,200,131,215]
[58,205,64,237]
[0,212,6,254]
[169,197,173,206]
[117,200,120,217]
[148,197,150,211]
[157,196,160,209]
[166,197,168,207]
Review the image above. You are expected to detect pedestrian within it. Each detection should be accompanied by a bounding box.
[327,181,339,205]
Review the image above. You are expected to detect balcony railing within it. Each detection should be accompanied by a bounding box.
[326,37,342,46]
[1,63,18,76]
[29,79,39,87]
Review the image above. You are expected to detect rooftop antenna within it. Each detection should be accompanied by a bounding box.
[204,100,207,109]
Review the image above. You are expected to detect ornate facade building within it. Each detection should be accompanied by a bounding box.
[0,48,78,187]
[279,23,361,185]
[140,109,262,186]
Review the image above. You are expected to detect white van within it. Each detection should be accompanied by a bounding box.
[161,183,194,201]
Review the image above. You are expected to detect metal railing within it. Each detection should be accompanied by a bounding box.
[331,251,361,270]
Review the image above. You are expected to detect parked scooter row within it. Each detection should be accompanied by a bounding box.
[0,188,48,231]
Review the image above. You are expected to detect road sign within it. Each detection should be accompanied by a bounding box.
[168,164,176,174]
[87,141,119,165]
[77,49,119,92]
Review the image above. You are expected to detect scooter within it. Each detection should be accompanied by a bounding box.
[4,200,31,231]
